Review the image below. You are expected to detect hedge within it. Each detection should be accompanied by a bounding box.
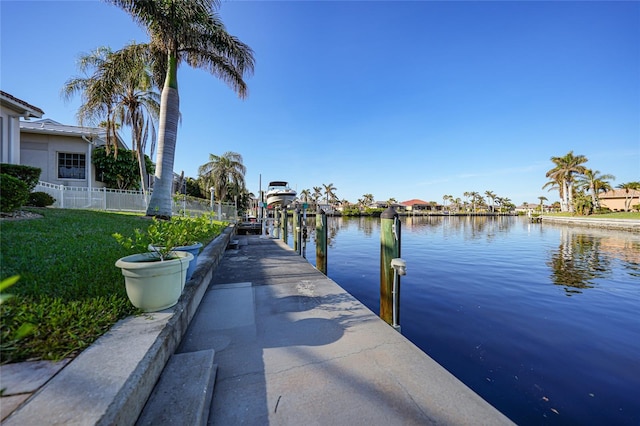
[0,164,41,192]
[0,174,29,213]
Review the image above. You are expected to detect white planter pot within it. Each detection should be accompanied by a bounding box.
[115,251,194,312]
[148,242,203,282]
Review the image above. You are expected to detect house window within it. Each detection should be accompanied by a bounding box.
[58,153,86,179]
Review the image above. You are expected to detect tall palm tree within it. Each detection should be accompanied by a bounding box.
[494,196,503,213]
[544,151,588,212]
[361,193,374,207]
[198,151,246,203]
[577,169,615,210]
[109,43,160,195]
[538,196,548,213]
[485,191,496,213]
[299,189,311,203]
[108,0,255,218]
[312,187,323,207]
[617,181,640,211]
[62,46,119,153]
[62,43,161,195]
[442,194,452,211]
[453,197,461,212]
[323,183,337,208]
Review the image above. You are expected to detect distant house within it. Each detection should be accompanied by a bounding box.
[1,90,44,164]
[599,189,640,211]
[400,199,442,212]
[20,119,127,190]
[369,201,405,211]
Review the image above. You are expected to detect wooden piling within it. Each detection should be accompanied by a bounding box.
[316,208,327,274]
[293,208,300,254]
[281,208,288,244]
[380,207,401,326]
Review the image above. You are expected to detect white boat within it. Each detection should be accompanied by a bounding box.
[265,181,297,207]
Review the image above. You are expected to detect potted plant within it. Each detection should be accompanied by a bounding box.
[114,225,194,312]
[145,216,212,281]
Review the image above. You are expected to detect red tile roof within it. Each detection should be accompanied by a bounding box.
[400,199,430,206]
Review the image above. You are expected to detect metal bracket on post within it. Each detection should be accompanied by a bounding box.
[390,258,406,332]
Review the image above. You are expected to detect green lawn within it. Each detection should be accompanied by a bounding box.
[0,209,224,364]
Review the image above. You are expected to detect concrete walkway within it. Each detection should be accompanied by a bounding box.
[177,235,513,425]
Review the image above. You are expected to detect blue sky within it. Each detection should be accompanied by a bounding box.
[2,0,638,205]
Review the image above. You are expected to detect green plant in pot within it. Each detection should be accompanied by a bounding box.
[114,222,193,312]
[144,216,212,281]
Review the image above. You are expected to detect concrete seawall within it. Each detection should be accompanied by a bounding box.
[540,216,640,232]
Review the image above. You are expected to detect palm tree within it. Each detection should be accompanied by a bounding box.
[312,187,323,207]
[361,193,374,208]
[109,43,160,195]
[544,151,588,212]
[617,182,640,211]
[322,183,337,206]
[538,196,548,213]
[442,194,453,211]
[485,191,496,213]
[501,197,514,212]
[108,0,255,218]
[576,169,615,210]
[466,191,481,213]
[299,189,311,204]
[62,46,120,153]
[198,151,246,203]
[453,197,461,213]
[62,43,161,195]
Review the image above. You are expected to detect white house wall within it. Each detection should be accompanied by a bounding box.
[20,131,104,189]
[0,109,21,164]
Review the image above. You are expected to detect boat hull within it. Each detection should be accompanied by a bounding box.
[266,192,296,207]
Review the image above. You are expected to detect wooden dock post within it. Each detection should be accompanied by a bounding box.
[293,207,301,254]
[281,208,288,244]
[380,207,401,326]
[316,208,327,274]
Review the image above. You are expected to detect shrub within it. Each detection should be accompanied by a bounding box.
[0,164,41,192]
[0,174,29,213]
[92,146,155,190]
[26,192,56,207]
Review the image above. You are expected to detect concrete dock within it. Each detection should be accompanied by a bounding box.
[162,235,512,424]
[2,232,513,425]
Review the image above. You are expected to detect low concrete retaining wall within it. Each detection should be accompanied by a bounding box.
[541,216,640,232]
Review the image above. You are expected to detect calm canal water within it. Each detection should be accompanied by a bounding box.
[285,215,640,425]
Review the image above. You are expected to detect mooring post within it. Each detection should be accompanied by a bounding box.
[293,207,300,254]
[316,208,327,274]
[281,207,288,244]
[380,206,401,327]
[302,205,308,259]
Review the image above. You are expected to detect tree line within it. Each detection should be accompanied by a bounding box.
[544,151,639,214]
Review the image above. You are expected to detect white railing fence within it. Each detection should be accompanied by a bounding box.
[34,181,237,221]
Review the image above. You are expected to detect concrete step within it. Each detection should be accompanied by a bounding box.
[136,349,217,426]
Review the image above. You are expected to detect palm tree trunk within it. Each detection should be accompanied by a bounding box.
[146,55,179,218]
[137,149,148,196]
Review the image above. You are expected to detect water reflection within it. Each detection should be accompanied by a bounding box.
[546,227,640,295]
[297,215,640,294]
